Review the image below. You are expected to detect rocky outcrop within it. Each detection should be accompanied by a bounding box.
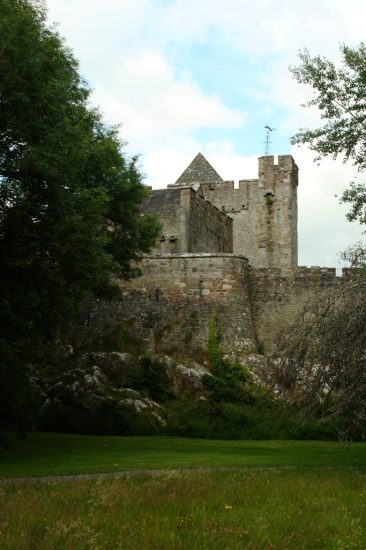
[160,355,211,394]
[37,352,215,435]
[80,351,212,394]
[117,389,166,425]
[80,351,135,384]
[38,358,166,433]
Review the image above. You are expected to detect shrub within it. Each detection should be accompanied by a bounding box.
[125,355,173,402]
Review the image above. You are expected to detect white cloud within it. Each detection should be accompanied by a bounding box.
[133,0,366,58]
[91,50,245,147]
[295,147,364,267]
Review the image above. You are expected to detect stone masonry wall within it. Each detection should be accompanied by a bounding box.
[81,255,255,358]
[141,188,187,255]
[249,266,362,352]
[187,189,232,253]
[199,155,298,273]
[78,260,363,358]
[142,187,233,255]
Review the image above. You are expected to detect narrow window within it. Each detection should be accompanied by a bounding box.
[155,288,160,302]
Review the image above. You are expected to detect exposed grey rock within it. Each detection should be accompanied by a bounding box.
[116,388,142,399]
[160,355,211,393]
[80,351,134,383]
[120,393,166,425]
[243,354,281,393]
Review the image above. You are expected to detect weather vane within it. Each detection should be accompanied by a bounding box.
[263,125,276,155]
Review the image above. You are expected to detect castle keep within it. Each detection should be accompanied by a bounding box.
[141,153,298,272]
[84,153,357,358]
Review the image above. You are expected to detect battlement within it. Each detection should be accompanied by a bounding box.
[296,266,364,279]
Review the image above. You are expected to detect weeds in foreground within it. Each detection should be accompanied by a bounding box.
[1,469,366,549]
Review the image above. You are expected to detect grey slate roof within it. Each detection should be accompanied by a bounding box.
[175,153,223,184]
[140,188,181,214]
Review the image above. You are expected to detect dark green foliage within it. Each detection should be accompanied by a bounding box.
[205,313,268,404]
[291,44,366,170]
[125,356,173,402]
[202,365,255,404]
[0,0,160,439]
[75,322,144,356]
[0,343,42,436]
[166,398,340,440]
[38,397,163,436]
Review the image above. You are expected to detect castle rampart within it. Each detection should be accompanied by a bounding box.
[82,254,255,357]
[249,266,364,352]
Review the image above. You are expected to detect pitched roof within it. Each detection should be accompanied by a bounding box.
[175,153,223,184]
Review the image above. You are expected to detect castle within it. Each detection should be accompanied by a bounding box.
[143,153,298,273]
[85,153,356,358]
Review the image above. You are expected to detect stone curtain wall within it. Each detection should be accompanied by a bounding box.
[79,261,363,358]
[249,267,362,352]
[81,255,255,358]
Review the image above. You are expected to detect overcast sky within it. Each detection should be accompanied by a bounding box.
[46,0,366,268]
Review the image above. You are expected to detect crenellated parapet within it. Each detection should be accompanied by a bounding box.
[194,155,298,273]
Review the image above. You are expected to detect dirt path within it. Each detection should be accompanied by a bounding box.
[0,465,296,485]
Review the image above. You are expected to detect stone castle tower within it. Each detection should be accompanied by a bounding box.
[165,152,298,272]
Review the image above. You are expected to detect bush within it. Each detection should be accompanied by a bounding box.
[165,397,342,440]
[38,397,164,436]
[124,355,173,401]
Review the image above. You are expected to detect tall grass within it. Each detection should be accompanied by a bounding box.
[1,469,366,549]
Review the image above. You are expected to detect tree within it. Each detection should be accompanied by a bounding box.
[279,45,366,439]
[291,44,366,168]
[291,44,366,225]
[0,0,159,437]
[273,276,366,439]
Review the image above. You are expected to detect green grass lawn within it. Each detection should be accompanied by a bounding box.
[1,469,366,548]
[1,432,366,478]
[1,434,366,548]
